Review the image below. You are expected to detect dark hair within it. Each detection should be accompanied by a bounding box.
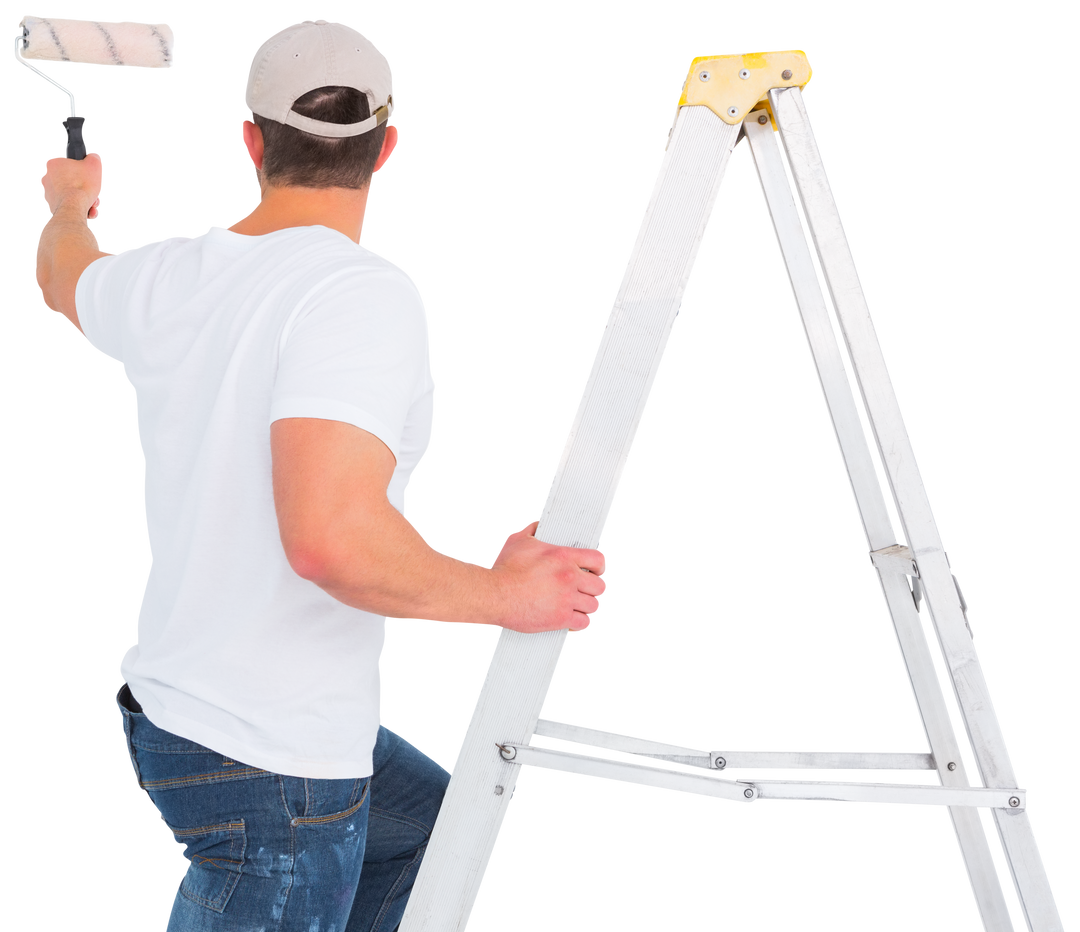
[254,86,387,190]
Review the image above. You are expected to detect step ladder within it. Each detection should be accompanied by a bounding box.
[399,51,1062,932]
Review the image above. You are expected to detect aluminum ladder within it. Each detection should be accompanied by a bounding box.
[400,51,1062,932]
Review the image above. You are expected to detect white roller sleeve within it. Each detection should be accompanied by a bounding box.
[21,16,173,67]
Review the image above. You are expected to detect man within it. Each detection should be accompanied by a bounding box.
[36,20,605,932]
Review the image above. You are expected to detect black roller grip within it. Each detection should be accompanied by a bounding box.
[63,117,86,160]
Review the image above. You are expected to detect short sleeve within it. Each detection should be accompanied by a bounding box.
[270,267,430,461]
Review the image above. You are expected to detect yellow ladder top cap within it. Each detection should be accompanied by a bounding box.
[679,51,811,124]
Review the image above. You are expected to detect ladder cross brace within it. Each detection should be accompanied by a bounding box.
[534,718,936,771]
[499,742,1026,810]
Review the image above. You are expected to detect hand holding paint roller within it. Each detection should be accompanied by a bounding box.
[15,15,173,160]
[42,152,101,219]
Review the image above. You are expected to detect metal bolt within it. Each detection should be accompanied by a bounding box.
[494,785,504,796]
[496,742,516,761]
[739,68,750,80]
[757,114,768,125]
[727,106,739,117]
[947,761,957,771]
[1009,796,1021,808]
[713,756,727,770]
[781,69,793,80]
[699,70,711,82]
[743,787,755,799]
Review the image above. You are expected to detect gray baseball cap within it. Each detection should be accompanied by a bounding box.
[246,21,393,138]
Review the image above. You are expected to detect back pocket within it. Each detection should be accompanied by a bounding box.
[167,819,246,912]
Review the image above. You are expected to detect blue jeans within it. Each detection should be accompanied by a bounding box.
[119,686,450,931]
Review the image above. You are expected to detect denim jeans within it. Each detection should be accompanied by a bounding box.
[119,686,450,931]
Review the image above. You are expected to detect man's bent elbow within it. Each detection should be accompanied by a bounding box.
[283,541,333,586]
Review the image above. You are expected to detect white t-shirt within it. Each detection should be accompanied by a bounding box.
[76,225,434,779]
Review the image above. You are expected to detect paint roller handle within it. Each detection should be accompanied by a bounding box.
[63,118,86,161]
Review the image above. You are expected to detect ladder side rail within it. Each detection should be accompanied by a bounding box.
[767,83,1014,784]
[400,104,743,932]
[769,85,1061,932]
[995,830,1065,932]
[744,114,893,551]
[742,118,973,784]
[745,113,1013,931]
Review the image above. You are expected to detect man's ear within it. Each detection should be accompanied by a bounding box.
[241,118,266,196]
[373,120,403,178]
[238,117,263,170]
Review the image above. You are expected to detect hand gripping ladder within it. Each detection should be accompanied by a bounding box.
[400,52,1062,932]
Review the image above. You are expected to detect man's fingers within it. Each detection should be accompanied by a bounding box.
[571,547,605,576]
[568,611,591,632]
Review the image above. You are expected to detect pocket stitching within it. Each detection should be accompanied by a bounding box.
[293,779,370,826]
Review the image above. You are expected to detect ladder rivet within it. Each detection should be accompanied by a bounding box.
[727,106,739,117]
[947,761,957,771]
[494,785,504,796]
[699,71,711,82]
[757,114,768,125]
[739,69,750,80]
[743,787,754,799]
[1009,796,1021,808]
[782,69,793,80]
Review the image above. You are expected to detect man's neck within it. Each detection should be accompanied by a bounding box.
[229,183,370,243]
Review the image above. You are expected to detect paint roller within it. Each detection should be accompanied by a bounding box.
[15,16,174,159]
